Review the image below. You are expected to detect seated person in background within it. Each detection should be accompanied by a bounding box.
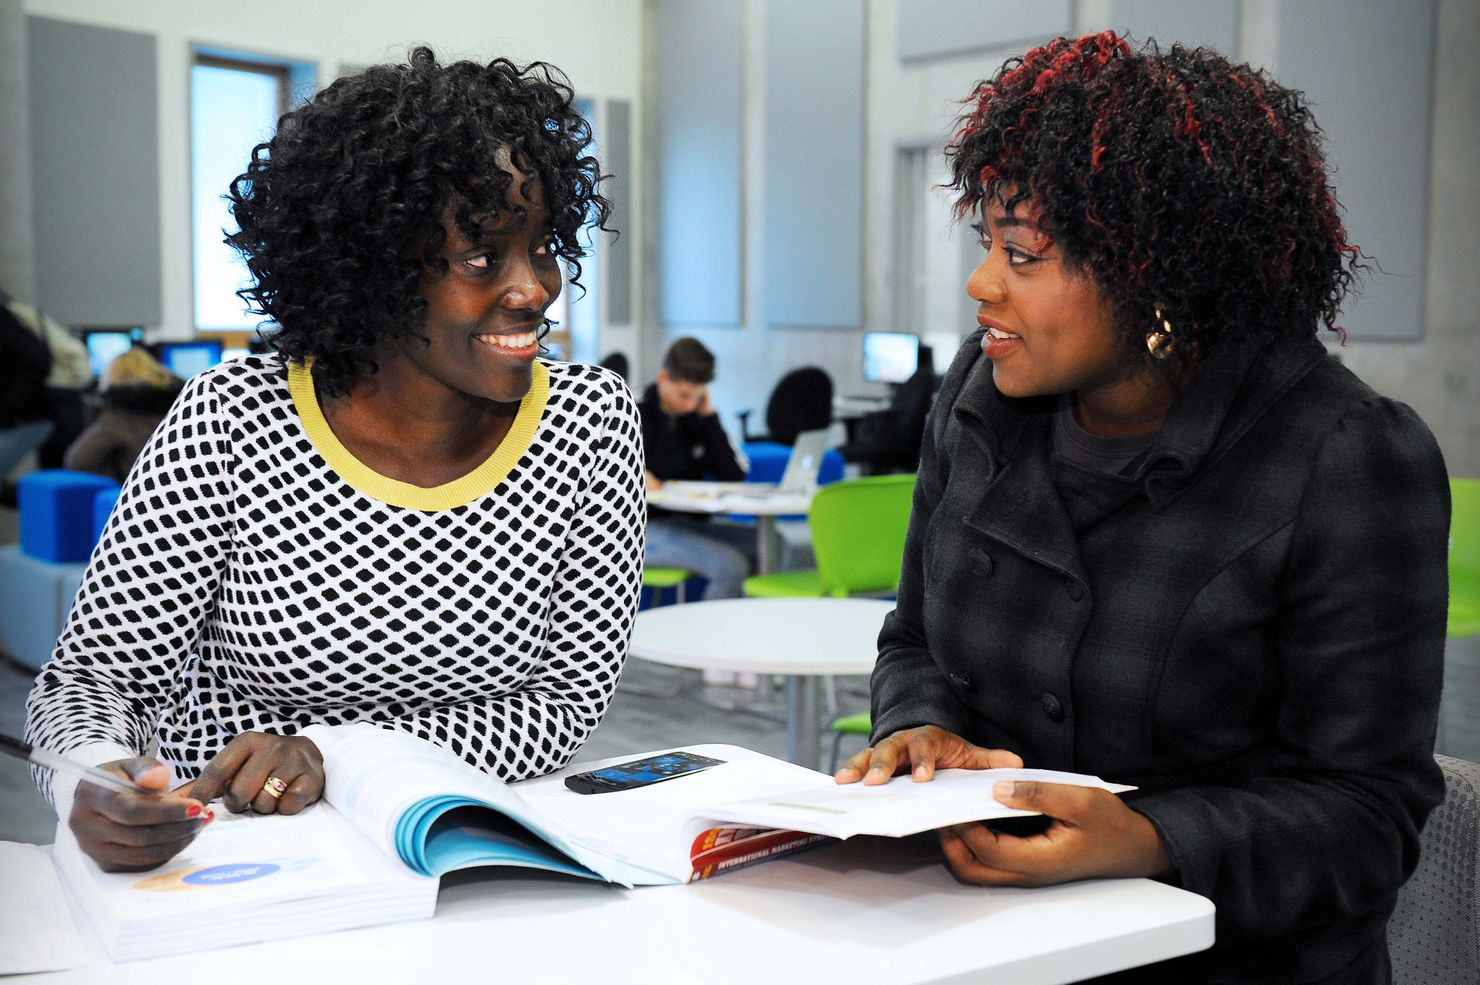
[639,337,754,599]
[63,347,184,483]
[25,47,644,872]
[0,287,92,472]
[839,33,1449,983]
[0,299,54,495]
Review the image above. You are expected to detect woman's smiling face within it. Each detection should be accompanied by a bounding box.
[404,169,563,406]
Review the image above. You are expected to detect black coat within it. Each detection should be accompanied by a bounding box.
[873,329,1450,983]
[0,306,52,428]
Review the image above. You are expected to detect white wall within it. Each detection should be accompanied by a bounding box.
[18,0,646,346]
[1335,0,1479,477]
[646,0,1478,477]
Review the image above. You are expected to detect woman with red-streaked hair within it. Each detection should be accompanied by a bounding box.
[839,32,1448,983]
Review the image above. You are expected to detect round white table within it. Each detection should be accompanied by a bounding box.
[629,597,892,769]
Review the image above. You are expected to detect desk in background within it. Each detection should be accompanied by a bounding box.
[647,484,815,574]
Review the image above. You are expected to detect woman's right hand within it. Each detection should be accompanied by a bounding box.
[834,725,1023,784]
[68,757,212,872]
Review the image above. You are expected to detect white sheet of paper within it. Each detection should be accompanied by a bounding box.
[0,840,88,974]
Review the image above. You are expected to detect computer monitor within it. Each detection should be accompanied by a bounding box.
[862,331,919,385]
[157,341,224,379]
[81,328,143,378]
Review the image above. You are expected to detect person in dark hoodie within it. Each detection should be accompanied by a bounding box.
[63,347,183,483]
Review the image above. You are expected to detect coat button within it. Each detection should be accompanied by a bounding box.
[1041,692,1064,722]
[970,549,994,577]
[1066,581,1084,601]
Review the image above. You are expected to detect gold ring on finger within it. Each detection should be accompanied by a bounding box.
[262,776,288,799]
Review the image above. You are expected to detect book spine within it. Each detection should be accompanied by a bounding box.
[688,828,832,881]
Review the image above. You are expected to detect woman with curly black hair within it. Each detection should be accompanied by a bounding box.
[26,48,645,873]
[839,33,1448,982]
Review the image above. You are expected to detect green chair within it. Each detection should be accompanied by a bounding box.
[643,566,693,606]
[1450,478,1480,638]
[742,473,917,599]
[828,712,872,773]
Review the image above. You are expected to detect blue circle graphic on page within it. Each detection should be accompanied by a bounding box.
[181,863,281,885]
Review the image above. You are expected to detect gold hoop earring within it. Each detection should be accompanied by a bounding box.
[1146,309,1175,360]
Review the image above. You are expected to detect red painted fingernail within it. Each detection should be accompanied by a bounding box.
[187,803,203,818]
[202,810,215,824]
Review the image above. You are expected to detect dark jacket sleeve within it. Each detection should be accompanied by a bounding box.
[1130,396,1449,942]
[870,348,977,740]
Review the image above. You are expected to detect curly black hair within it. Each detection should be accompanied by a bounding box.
[947,32,1361,377]
[227,46,612,396]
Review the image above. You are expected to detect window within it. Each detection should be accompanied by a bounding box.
[551,98,602,365]
[190,51,313,334]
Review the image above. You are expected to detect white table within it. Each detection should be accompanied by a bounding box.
[16,836,1214,984]
[647,483,813,573]
[630,597,891,768]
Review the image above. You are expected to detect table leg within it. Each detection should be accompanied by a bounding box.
[754,515,780,575]
[786,675,821,769]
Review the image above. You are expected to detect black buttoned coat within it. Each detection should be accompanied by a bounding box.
[872,329,1450,983]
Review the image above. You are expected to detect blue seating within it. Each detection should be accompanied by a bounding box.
[92,485,122,544]
[18,470,119,563]
[1,471,118,669]
[0,545,86,670]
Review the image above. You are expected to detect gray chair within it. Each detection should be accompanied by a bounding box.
[1389,754,1480,983]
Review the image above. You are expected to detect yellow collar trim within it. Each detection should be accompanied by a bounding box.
[287,358,549,511]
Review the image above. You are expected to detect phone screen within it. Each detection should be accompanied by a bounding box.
[564,752,725,794]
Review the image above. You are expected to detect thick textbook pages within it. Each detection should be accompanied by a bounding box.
[315,725,1134,886]
[51,799,436,963]
[312,725,831,888]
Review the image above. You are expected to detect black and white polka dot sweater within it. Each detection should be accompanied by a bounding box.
[25,355,645,809]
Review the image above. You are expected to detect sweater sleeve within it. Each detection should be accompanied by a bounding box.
[377,377,647,781]
[1130,396,1449,942]
[24,373,236,808]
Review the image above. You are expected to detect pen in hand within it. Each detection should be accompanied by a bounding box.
[0,732,182,800]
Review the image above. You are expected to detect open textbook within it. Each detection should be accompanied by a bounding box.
[51,725,1132,960]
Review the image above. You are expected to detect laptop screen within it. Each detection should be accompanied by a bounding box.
[776,429,832,494]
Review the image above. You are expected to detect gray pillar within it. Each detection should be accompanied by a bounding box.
[0,0,37,303]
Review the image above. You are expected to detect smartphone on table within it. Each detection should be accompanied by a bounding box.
[563,751,725,795]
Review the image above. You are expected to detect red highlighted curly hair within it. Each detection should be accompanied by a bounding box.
[948,31,1361,373]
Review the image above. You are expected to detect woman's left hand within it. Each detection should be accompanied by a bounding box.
[938,780,1173,886]
[180,732,324,816]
